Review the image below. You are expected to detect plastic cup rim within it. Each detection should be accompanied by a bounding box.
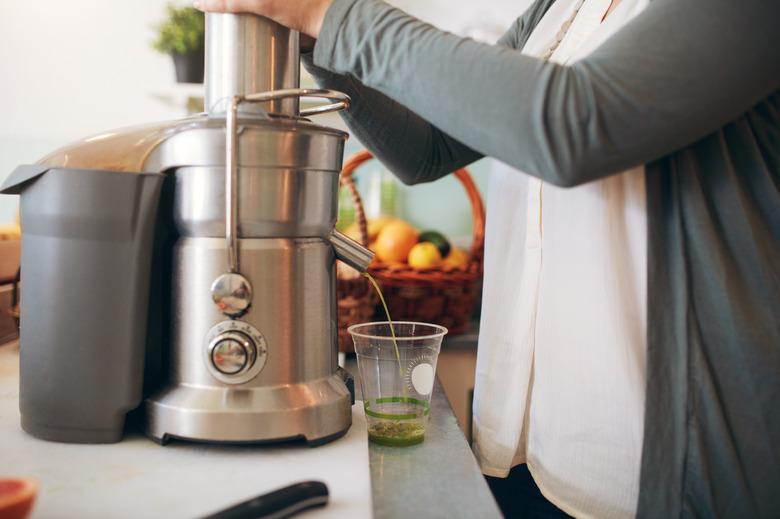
[348,321,448,342]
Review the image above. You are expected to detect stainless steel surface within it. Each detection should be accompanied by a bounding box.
[145,373,351,444]
[205,13,300,116]
[171,121,346,238]
[218,88,349,284]
[144,92,350,442]
[222,89,349,239]
[146,237,345,442]
[226,99,240,272]
[36,115,347,175]
[210,272,253,318]
[168,237,337,386]
[38,115,347,232]
[37,117,206,173]
[174,164,342,239]
[204,320,269,385]
[210,336,250,374]
[330,229,375,272]
[344,358,502,519]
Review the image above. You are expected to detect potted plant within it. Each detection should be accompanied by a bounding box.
[152,4,205,84]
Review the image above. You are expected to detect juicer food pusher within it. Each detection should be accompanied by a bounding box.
[1,13,373,446]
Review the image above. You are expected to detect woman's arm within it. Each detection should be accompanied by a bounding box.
[300,7,546,185]
[301,55,483,185]
[312,0,779,186]
[196,0,546,184]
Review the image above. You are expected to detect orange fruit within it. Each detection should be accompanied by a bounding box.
[374,220,419,263]
[366,217,397,242]
[342,217,398,244]
[408,242,443,269]
[0,478,37,519]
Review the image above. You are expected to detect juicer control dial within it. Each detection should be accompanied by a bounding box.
[204,321,268,385]
[211,332,254,375]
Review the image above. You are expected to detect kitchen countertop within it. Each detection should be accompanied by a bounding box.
[435,318,481,351]
[0,342,372,519]
[344,355,500,519]
[1,342,499,518]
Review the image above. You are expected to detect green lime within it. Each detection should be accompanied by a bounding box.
[418,230,451,259]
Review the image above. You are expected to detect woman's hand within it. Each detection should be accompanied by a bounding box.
[193,0,334,38]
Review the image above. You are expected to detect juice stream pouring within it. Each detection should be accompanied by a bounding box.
[363,272,403,378]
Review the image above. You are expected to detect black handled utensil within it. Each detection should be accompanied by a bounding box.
[203,481,329,519]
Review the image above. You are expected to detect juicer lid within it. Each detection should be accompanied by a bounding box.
[17,113,347,177]
[0,163,162,195]
[35,116,209,174]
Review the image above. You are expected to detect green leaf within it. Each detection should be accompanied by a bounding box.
[151,3,204,55]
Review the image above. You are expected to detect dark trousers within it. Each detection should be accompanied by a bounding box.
[485,464,572,518]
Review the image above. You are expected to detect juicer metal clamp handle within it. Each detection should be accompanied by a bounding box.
[242,88,351,117]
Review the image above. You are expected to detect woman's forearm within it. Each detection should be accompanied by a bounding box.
[298,6,542,184]
[302,54,482,184]
[195,0,542,184]
[313,0,780,186]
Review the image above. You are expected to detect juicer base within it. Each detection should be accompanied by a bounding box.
[21,415,126,444]
[143,372,352,446]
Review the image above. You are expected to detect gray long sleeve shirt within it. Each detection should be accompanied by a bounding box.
[303,0,780,516]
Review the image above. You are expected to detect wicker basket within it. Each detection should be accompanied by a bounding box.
[336,150,485,351]
[336,159,379,352]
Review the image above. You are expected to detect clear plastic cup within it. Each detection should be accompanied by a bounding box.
[349,322,447,446]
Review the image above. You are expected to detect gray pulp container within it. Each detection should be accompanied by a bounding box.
[1,165,163,443]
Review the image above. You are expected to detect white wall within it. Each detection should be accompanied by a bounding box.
[0,0,531,224]
[0,0,187,221]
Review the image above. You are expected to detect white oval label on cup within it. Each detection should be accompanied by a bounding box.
[411,363,434,395]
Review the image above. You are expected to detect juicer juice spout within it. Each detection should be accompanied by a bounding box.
[330,229,374,273]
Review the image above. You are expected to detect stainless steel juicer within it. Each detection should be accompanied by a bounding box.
[2,13,372,446]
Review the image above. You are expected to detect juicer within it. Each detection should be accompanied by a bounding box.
[1,13,372,445]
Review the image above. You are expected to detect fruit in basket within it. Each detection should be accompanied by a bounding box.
[408,242,443,269]
[0,478,38,519]
[374,220,419,263]
[418,230,451,259]
[442,247,469,270]
[367,217,396,241]
[342,217,397,244]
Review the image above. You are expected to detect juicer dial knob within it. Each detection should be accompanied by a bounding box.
[211,332,255,375]
[204,321,269,385]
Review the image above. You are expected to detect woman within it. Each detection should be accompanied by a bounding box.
[196,0,779,517]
